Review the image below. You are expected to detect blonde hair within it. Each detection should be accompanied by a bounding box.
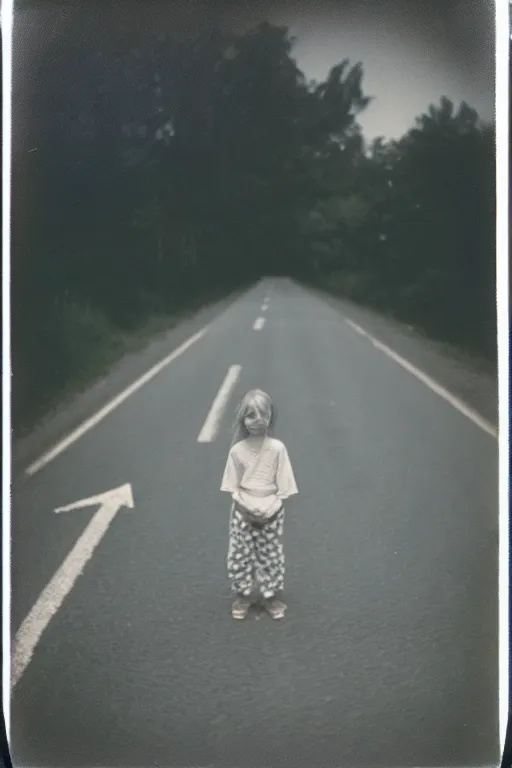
[231,389,277,446]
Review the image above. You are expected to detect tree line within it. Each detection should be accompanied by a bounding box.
[12,21,496,433]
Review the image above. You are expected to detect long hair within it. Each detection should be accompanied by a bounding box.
[230,389,277,447]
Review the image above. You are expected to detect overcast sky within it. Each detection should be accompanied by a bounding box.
[14,0,495,143]
[225,0,495,140]
[292,5,494,139]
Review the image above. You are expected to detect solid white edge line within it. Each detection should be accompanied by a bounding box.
[197,365,242,443]
[2,0,13,744]
[496,0,509,758]
[253,317,265,331]
[25,326,210,476]
[345,318,497,438]
[346,318,369,338]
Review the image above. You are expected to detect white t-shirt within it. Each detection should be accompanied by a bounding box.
[221,436,298,517]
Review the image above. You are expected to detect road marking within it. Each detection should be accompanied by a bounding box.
[261,303,268,311]
[253,317,265,331]
[345,319,497,437]
[11,484,134,689]
[197,365,241,443]
[345,319,370,338]
[25,327,209,476]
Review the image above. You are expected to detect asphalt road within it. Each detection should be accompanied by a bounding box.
[10,278,499,768]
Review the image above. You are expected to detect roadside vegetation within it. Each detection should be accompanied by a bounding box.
[12,21,495,434]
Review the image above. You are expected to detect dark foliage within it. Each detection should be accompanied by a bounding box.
[12,22,496,431]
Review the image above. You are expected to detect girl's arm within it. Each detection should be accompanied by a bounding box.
[220,448,242,494]
[275,444,299,500]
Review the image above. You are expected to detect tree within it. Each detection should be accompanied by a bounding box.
[307,96,495,357]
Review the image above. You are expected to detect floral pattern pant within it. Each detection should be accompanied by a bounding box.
[227,506,285,599]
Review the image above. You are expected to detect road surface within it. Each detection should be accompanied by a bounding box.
[10,278,499,767]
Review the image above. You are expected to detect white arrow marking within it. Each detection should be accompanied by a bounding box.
[11,483,134,690]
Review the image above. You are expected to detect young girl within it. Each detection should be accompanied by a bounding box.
[221,389,298,620]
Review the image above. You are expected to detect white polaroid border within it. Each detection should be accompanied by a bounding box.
[2,0,14,747]
[497,0,510,758]
[0,0,508,761]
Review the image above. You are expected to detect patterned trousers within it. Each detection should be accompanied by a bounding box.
[227,506,285,599]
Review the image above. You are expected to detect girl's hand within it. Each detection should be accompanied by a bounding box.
[234,501,263,527]
[235,501,255,517]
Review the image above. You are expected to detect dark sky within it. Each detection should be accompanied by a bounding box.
[14,0,495,142]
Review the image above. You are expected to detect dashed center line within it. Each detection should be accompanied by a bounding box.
[261,303,268,311]
[253,317,266,331]
[197,365,241,443]
[345,318,497,437]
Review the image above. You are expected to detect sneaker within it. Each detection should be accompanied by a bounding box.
[263,597,287,620]
[232,596,251,620]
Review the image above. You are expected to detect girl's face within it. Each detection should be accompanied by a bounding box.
[243,402,270,436]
